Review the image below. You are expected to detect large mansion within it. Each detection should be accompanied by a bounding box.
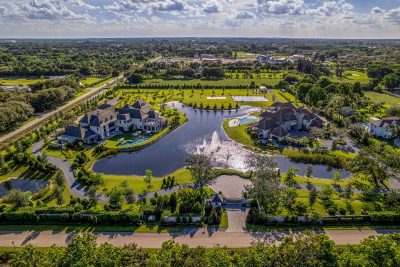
[254,102,324,141]
[369,117,400,142]
[59,100,165,144]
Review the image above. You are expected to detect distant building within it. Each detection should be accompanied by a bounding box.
[254,102,324,141]
[369,117,400,139]
[257,54,290,64]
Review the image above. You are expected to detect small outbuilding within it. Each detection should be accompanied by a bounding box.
[208,193,225,208]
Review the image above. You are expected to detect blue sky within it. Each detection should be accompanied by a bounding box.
[0,0,399,38]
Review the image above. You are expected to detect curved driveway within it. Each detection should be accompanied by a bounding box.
[32,141,94,200]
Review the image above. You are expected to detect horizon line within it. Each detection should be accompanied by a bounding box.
[1,37,400,41]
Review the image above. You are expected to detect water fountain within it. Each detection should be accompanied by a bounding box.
[210,131,221,149]
[194,131,251,171]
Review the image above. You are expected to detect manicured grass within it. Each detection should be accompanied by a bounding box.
[44,148,76,163]
[117,88,285,111]
[365,91,400,108]
[219,211,228,229]
[98,168,194,194]
[72,89,89,98]
[142,77,281,87]
[0,77,45,86]
[234,52,258,59]
[223,120,255,147]
[0,224,188,233]
[81,76,113,87]
[246,224,400,232]
[81,77,104,85]
[0,164,30,181]
[331,70,370,85]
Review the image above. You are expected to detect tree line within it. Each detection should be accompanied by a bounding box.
[0,78,82,132]
[4,232,400,266]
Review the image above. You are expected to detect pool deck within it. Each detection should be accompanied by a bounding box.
[228,116,258,127]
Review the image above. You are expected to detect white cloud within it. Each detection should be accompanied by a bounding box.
[66,0,97,10]
[104,0,187,13]
[371,6,384,14]
[0,5,7,15]
[309,1,353,17]
[235,11,256,19]
[0,0,398,38]
[257,0,305,15]
[203,2,221,14]
[385,7,400,24]
[15,0,90,21]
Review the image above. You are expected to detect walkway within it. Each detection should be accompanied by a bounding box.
[0,228,399,248]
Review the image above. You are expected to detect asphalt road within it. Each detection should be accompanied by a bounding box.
[0,229,399,248]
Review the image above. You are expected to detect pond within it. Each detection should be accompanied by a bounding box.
[93,102,350,179]
[0,178,48,197]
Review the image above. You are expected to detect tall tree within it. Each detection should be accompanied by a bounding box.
[245,154,281,214]
[144,169,153,188]
[185,154,215,187]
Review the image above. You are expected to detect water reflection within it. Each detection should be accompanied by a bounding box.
[93,102,350,179]
[0,179,48,197]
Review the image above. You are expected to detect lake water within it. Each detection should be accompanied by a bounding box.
[93,102,350,179]
[0,178,48,197]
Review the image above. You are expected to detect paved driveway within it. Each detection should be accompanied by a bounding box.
[209,175,251,198]
[223,204,249,232]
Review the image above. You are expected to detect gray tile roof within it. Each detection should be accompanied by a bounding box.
[63,126,97,139]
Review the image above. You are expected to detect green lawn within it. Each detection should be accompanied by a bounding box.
[142,77,281,87]
[0,77,45,86]
[223,120,267,153]
[219,211,228,229]
[81,76,113,87]
[233,52,258,59]
[98,168,194,194]
[0,164,30,182]
[116,88,287,110]
[43,148,76,164]
[365,91,400,108]
[331,70,370,85]
[0,224,189,233]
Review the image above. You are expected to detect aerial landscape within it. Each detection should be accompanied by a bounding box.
[0,0,400,265]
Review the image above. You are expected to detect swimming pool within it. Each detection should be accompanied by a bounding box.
[239,117,257,125]
[119,136,150,147]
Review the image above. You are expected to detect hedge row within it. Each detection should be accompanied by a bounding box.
[247,210,400,226]
[0,210,140,225]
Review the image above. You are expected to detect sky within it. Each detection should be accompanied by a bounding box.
[0,0,399,39]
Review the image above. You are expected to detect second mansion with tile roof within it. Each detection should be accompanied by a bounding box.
[59,100,165,144]
[254,102,324,141]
